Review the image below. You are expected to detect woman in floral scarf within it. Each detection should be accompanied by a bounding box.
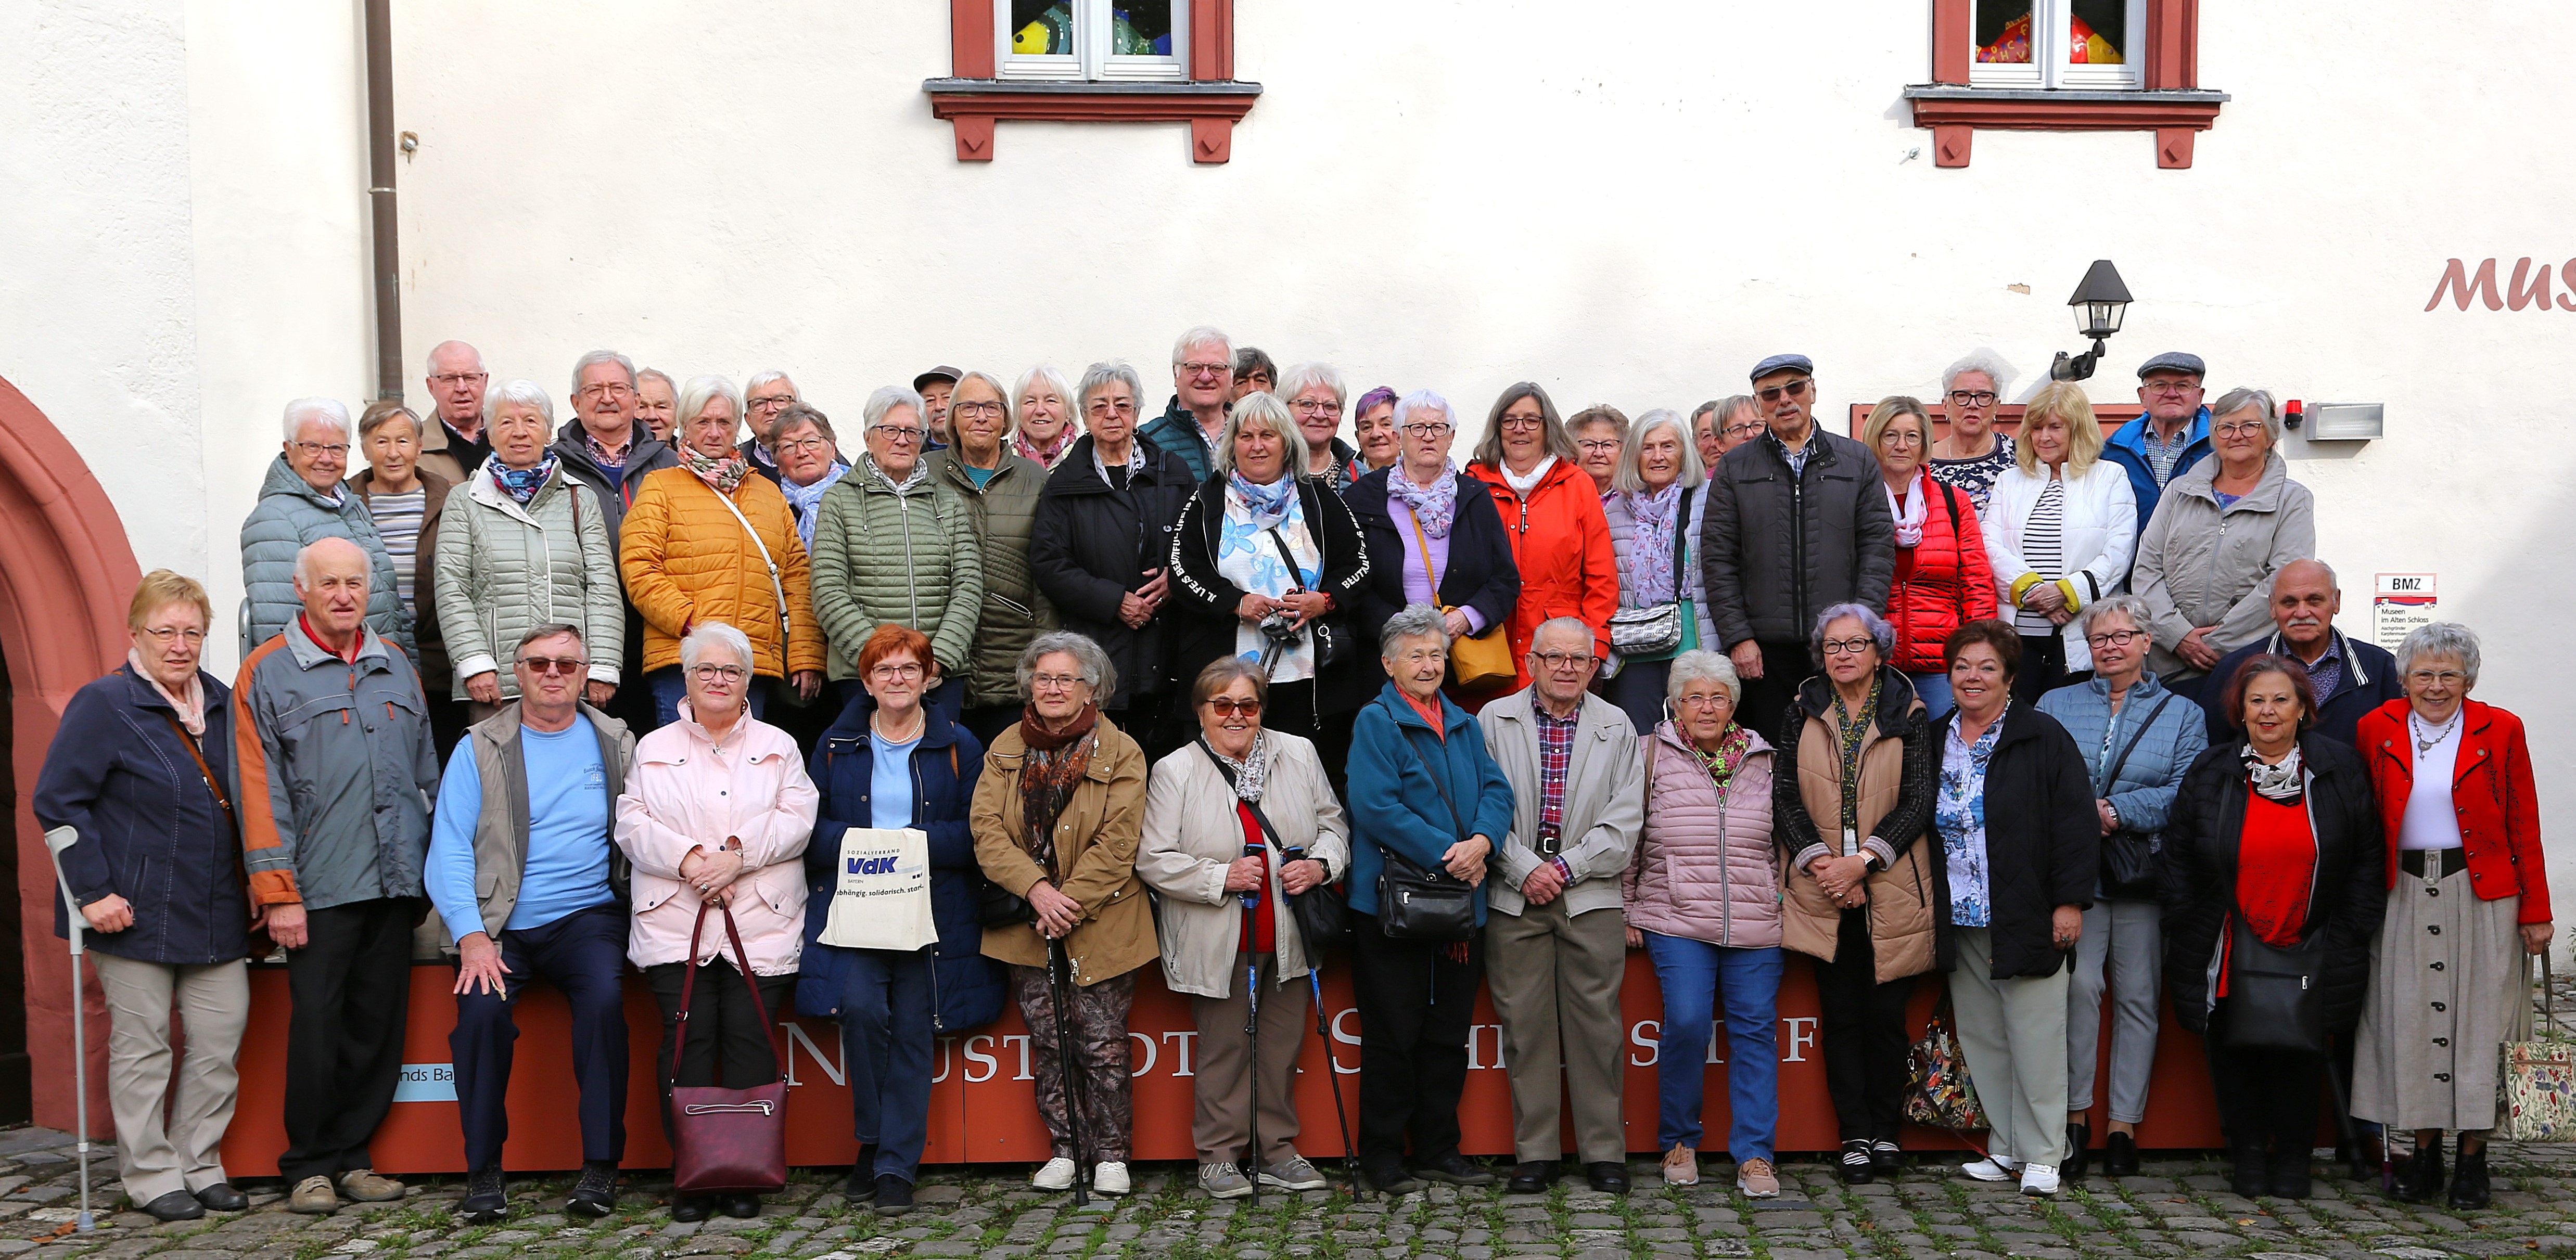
[1600,409,1708,732]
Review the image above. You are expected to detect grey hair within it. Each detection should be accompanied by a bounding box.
[770,402,836,445]
[1531,616,1594,654]
[282,397,353,443]
[1171,325,1233,368]
[1393,389,1455,432]
[2275,557,2340,593]
[1612,407,1704,494]
[1689,400,1720,423]
[1713,394,1758,426]
[482,378,556,426]
[1941,350,2015,398]
[862,385,926,433]
[1016,631,1118,705]
[1666,648,1742,708]
[569,349,637,395]
[514,622,585,658]
[678,375,744,433]
[949,369,1012,430]
[1015,364,1078,433]
[1809,601,1896,665]
[744,370,796,398]
[2210,387,2281,441]
[2077,593,2155,636]
[637,367,675,395]
[679,620,754,673]
[1277,361,1347,410]
[1379,604,1452,654]
[2397,621,2482,689]
[423,340,484,377]
[1078,360,1145,414]
[291,536,369,588]
[1212,392,1309,479]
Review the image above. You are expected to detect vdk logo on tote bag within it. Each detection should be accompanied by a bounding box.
[819,826,940,952]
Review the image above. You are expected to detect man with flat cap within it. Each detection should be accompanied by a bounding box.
[1700,353,1896,740]
[915,366,962,447]
[2102,351,2213,534]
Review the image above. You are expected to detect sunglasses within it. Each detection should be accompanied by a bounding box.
[1206,697,1263,717]
[517,656,588,676]
[1756,378,1813,404]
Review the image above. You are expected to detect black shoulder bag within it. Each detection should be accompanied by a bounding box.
[2093,692,2176,899]
[1373,703,1480,941]
[1196,741,1351,948]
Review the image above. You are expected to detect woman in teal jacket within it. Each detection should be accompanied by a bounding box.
[1344,605,1517,1194]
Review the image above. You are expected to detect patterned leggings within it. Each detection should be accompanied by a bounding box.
[1008,966,1137,1162]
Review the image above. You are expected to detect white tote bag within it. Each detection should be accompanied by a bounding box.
[818,826,939,952]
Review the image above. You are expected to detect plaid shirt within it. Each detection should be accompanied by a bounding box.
[2139,425,2190,489]
[1534,702,1579,850]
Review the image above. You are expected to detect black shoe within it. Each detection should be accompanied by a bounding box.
[193,1182,249,1213]
[1504,1161,1558,1194]
[722,1192,762,1219]
[459,1167,506,1225]
[2270,1149,2313,1200]
[566,1161,616,1218]
[2102,1131,2139,1178]
[2063,1123,2090,1180]
[2395,1143,2445,1203]
[2448,1140,2490,1211]
[671,1194,714,1223]
[1414,1152,1494,1186]
[1869,1139,1905,1174]
[874,1174,916,1215]
[1839,1138,1874,1185]
[139,1190,205,1222]
[1361,1163,1424,1195]
[845,1163,876,1202]
[2351,1131,2385,1184]
[2229,1143,2271,1199]
[1585,1162,1629,1194]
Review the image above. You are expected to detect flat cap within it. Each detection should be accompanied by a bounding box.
[912,365,964,390]
[2136,351,2205,378]
[1750,353,1813,382]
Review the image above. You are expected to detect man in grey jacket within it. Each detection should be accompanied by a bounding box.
[232,538,440,1215]
[1701,354,1896,741]
[240,398,412,660]
[1479,618,1647,1195]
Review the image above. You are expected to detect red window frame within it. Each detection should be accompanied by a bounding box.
[1906,0,2224,169]
[1843,401,2145,441]
[925,0,1259,163]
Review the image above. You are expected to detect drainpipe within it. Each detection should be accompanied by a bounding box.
[363,0,403,401]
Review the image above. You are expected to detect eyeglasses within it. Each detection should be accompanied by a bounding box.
[578,383,633,400]
[1178,361,1230,380]
[292,441,351,457]
[869,663,924,682]
[2085,628,2146,649]
[1819,636,1877,656]
[1498,416,1547,431]
[776,436,832,456]
[1087,400,1137,418]
[2406,670,2467,686]
[1676,692,1733,709]
[1575,440,1622,455]
[1031,672,1087,691]
[2213,421,2269,438]
[1401,422,1453,438]
[687,664,747,683]
[1531,651,1596,671]
[139,626,207,646]
[1393,648,1446,665]
[1755,378,1813,403]
[868,425,927,442]
[430,372,488,388]
[1205,697,1263,717]
[1879,431,1924,448]
[519,655,590,676]
[1946,390,1998,407]
[950,400,1005,419]
[747,395,795,410]
[1290,398,1343,417]
[1721,421,1765,438]
[2144,381,2201,396]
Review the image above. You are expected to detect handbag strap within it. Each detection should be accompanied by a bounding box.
[2095,692,2177,796]
[1263,524,1318,592]
[161,715,237,833]
[2546,952,2559,1040]
[671,898,776,1084]
[706,482,793,650]
[1405,512,1447,609]
[1668,485,1695,579]
[1197,739,1287,852]
[1383,699,1468,843]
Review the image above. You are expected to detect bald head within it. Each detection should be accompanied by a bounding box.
[2269,558,2341,656]
[294,537,372,640]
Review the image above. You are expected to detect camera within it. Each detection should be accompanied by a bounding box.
[1258,610,1302,645]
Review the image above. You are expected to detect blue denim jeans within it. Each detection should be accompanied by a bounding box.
[1906,669,1955,721]
[1642,931,1783,1162]
[647,666,771,729]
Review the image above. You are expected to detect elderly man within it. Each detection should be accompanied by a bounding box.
[2102,351,2213,533]
[418,340,493,484]
[739,371,802,481]
[1701,354,1896,741]
[1139,326,1234,484]
[1927,352,2016,510]
[913,366,960,447]
[233,538,440,1216]
[554,350,679,550]
[1230,346,1276,401]
[241,398,412,659]
[1479,618,1646,1195]
[634,368,680,443]
[2198,559,2401,748]
[425,623,635,1224]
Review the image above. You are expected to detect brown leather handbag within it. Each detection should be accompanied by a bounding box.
[669,901,789,1195]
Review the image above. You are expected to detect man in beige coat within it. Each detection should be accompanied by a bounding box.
[1480,617,1648,1194]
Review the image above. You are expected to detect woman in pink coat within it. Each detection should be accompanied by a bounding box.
[614,621,819,1222]
[1624,649,1782,1196]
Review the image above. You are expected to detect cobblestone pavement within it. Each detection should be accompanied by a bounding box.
[8,1126,2576,1260]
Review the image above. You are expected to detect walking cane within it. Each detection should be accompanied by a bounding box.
[41,827,96,1233]
[1241,833,1265,1206]
[1045,936,1092,1208]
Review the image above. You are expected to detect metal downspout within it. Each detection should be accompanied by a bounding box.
[363,0,403,401]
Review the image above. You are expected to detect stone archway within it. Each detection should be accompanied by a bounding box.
[0,375,144,1136]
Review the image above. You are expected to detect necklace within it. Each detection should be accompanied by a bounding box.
[2409,710,2461,756]
[873,708,927,745]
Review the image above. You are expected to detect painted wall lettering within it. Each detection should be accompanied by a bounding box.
[2424,258,2576,311]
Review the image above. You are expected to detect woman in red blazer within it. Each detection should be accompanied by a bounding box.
[2347,622,2552,1211]
[1463,382,1619,696]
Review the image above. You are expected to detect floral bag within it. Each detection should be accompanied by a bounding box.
[2497,955,2576,1142]
[1905,995,1988,1130]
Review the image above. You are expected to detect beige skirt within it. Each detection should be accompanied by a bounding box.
[2352,864,2531,1131]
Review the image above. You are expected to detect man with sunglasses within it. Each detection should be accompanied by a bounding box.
[1701,354,1896,741]
[1140,325,1236,484]
[425,623,639,1224]
[2101,351,2214,534]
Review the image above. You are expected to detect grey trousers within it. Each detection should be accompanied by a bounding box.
[1949,927,2070,1169]
[2065,897,2162,1123]
[1485,896,1628,1164]
[1187,952,1309,1167]
[90,953,250,1204]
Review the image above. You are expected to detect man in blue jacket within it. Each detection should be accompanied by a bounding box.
[2199,560,2402,749]
[2099,351,2212,534]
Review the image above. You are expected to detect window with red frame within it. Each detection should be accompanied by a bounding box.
[1906,0,2223,170]
[925,0,1258,164]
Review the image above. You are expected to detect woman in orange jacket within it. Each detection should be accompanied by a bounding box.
[1462,382,1619,696]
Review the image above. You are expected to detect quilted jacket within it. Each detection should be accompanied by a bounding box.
[618,467,825,679]
[1884,470,1999,673]
[239,456,412,661]
[929,449,1056,708]
[432,462,625,699]
[809,461,985,683]
[1626,718,1780,949]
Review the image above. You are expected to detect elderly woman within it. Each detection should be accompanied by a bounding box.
[1468,383,1619,691]
[929,371,1059,746]
[1350,385,1401,476]
[2033,595,2207,1179]
[1869,396,1996,719]
[1030,362,1196,754]
[770,403,850,550]
[972,633,1155,1197]
[433,379,624,720]
[1931,620,2098,1198]
[1279,362,1360,493]
[1345,390,1520,675]
[2131,388,2316,692]
[634,368,680,444]
[1928,353,2017,511]
[240,396,410,657]
[2164,654,2383,1200]
[1982,381,2139,703]
[1773,603,1934,1184]
[348,401,460,744]
[1010,365,1081,468]
[1693,395,1763,472]
[1601,408,1709,731]
[811,385,986,725]
[1567,404,1630,498]
[2352,624,2552,1208]
[620,375,826,727]
[33,572,251,1222]
[1344,606,1517,1193]
[1624,650,1782,1195]
[799,625,998,1216]
[1137,658,1348,1198]
[614,621,817,1221]
[1168,391,1371,761]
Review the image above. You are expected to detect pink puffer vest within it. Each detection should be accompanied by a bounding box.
[1623,721,1781,948]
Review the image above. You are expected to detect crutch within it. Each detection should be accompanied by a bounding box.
[1045,937,1092,1207]
[41,827,96,1232]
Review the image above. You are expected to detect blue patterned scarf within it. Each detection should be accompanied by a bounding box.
[1229,470,1298,529]
[492,454,557,505]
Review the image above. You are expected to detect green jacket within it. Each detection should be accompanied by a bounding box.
[930,450,1059,708]
[809,459,985,682]
[431,464,625,700]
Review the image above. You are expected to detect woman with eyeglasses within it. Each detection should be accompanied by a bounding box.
[1567,405,1629,499]
[1344,390,1521,693]
[2129,388,2315,696]
[2351,623,2552,1209]
[1693,395,1763,471]
[1281,362,1363,494]
[615,621,819,1221]
[810,384,986,727]
[1600,408,1708,732]
[1867,396,1997,720]
[1979,381,2138,705]
[1927,354,2016,512]
[927,371,1056,747]
[1466,382,1618,696]
[1350,386,1402,477]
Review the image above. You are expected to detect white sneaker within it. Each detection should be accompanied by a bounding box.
[1032,1157,1076,1190]
[1961,1156,2020,1182]
[1092,1161,1131,1195]
[2020,1163,2060,1197]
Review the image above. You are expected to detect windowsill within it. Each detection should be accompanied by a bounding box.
[923,78,1264,163]
[1902,84,2229,168]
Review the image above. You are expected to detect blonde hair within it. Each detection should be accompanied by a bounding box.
[1860,395,1932,456]
[2014,381,2106,475]
[129,570,213,632]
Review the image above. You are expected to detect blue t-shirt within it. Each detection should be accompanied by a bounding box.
[870,728,922,831]
[426,717,616,940]
[962,463,1000,490]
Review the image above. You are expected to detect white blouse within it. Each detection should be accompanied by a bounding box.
[2398,712,2466,851]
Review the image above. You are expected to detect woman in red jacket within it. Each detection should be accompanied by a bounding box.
[1865,397,1996,718]
[1464,382,1618,698]
[2351,622,2553,1211]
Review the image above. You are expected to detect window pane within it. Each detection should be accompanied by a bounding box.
[1111,2,1174,57]
[1011,1,1076,55]
[1974,1,2035,65]
[2070,0,2126,63]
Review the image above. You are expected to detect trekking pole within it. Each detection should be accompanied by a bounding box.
[1047,937,1091,1208]
[1241,830,1267,1205]
[1306,966,1360,1198]
[41,828,95,1232]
